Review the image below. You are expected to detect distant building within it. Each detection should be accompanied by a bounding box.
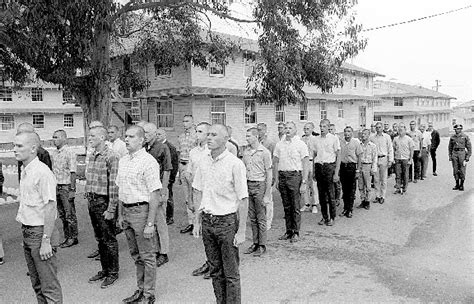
[373,81,454,135]
[453,100,474,131]
[0,81,84,145]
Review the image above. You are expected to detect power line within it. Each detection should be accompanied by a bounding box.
[363,5,472,32]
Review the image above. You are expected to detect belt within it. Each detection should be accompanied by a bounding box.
[315,162,335,165]
[22,224,42,228]
[341,162,356,165]
[86,193,107,200]
[202,212,236,219]
[123,201,148,208]
[179,160,189,165]
[279,170,301,173]
[377,155,386,158]
[422,147,427,149]
[362,162,373,165]
[454,148,466,151]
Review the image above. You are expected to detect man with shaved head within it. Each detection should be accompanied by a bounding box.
[85,126,120,288]
[108,125,128,158]
[193,124,248,303]
[14,131,63,302]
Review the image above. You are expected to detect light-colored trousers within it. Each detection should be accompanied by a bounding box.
[359,164,373,201]
[179,163,195,225]
[374,156,388,199]
[301,167,317,206]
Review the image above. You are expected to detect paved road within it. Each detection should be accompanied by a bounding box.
[0,138,473,303]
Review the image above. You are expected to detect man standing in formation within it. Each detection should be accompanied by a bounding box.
[15,131,63,303]
[370,122,393,205]
[17,123,52,181]
[108,125,128,158]
[277,122,286,140]
[243,128,272,256]
[51,129,78,248]
[117,125,162,304]
[192,124,248,304]
[393,124,414,194]
[339,127,362,218]
[419,124,431,179]
[448,124,472,191]
[85,126,120,288]
[358,129,378,209]
[408,121,422,182]
[311,119,341,226]
[274,121,309,242]
[300,122,318,213]
[428,122,440,176]
[329,124,342,206]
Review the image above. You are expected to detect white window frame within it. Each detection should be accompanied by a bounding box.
[31,87,43,102]
[62,90,74,103]
[394,115,404,120]
[244,99,257,124]
[320,101,327,120]
[373,115,382,122]
[154,62,172,78]
[0,86,13,102]
[156,98,174,128]
[275,103,285,122]
[394,97,403,107]
[299,101,308,121]
[353,78,357,89]
[32,113,45,128]
[0,114,14,131]
[209,62,225,77]
[130,99,141,123]
[210,99,226,125]
[337,101,344,118]
[243,51,256,78]
[63,114,74,128]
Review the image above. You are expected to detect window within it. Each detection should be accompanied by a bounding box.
[299,101,308,121]
[353,78,357,88]
[394,97,403,107]
[243,51,256,78]
[130,99,141,123]
[62,90,74,103]
[154,62,171,77]
[365,77,370,89]
[156,99,173,128]
[394,115,404,120]
[210,99,226,124]
[31,87,43,102]
[275,103,285,122]
[244,99,257,124]
[0,115,14,130]
[32,114,44,128]
[209,62,225,77]
[337,102,344,118]
[373,115,382,121]
[320,101,327,120]
[64,114,74,128]
[359,106,366,127]
[431,100,434,106]
[0,87,13,101]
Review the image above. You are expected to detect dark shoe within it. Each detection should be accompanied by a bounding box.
[122,290,143,303]
[88,271,107,283]
[340,210,347,217]
[326,219,334,226]
[101,274,118,289]
[433,172,437,176]
[60,238,78,248]
[87,249,99,259]
[357,203,365,209]
[166,218,174,225]
[278,233,292,240]
[253,246,266,257]
[244,244,259,254]
[346,211,353,218]
[203,271,211,279]
[156,254,169,267]
[408,179,413,183]
[364,203,370,210]
[59,239,69,247]
[413,179,417,183]
[180,224,193,234]
[459,185,464,191]
[0,257,4,265]
[290,234,299,243]
[192,262,209,276]
[144,296,156,304]
[379,198,385,204]
[318,218,326,225]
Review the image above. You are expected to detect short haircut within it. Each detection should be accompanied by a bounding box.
[183,114,193,119]
[362,128,370,134]
[410,120,416,124]
[257,123,267,128]
[136,120,148,128]
[211,124,229,137]
[344,126,353,132]
[329,123,335,128]
[285,121,296,128]
[90,126,108,139]
[89,121,104,129]
[197,121,211,127]
[375,122,383,127]
[398,123,406,130]
[108,125,120,132]
[278,122,285,127]
[17,122,35,134]
[17,131,41,150]
[320,119,330,126]
[54,129,67,138]
[247,127,259,136]
[127,125,145,138]
[144,122,157,132]
[304,122,315,128]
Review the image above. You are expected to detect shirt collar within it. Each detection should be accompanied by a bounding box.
[129,147,146,159]
[209,148,230,162]
[94,144,110,156]
[57,145,67,153]
[23,157,40,174]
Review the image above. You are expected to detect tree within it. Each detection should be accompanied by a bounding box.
[0,0,366,126]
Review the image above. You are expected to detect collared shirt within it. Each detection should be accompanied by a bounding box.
[146,138,172,179]
[448,132,472,159]
[370,132,394,163]
[340,138,363,163]
[85,145,119,205]
[18,146,52,182]
[407,130,422,151]
[116,148,162,205]
[111,138,128,158]
[301,134,316,160]
[309,133,340,164]
[17,157,57,226]
[188,144,210,176]
[274,136,309,171]
[242,144,272,181]
[393,135,415,160]
[193,150,248,215]
[421,131,431,148]
[163,139,179,174]
[178,128,198,161]
[360,141,378,172]
[259,135,276,156]
[226,141,238,157]
[51,145,77,184]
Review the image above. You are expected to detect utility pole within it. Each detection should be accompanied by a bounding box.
[432,80,441,92]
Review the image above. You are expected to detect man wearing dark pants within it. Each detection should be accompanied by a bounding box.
[85,126,120,289]
[117,125,162,304]
[393,124,414,194]
[339,126,362,218]
[428,122,440,176]
[408,121,422,182]
[420,124,431,179]
[15,131,63,303]
[274,121,309,242]
[242,128,272,256]
[192,124,248,304]
[310,119,341,226]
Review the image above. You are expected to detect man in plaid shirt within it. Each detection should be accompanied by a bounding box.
[85,126,120,289]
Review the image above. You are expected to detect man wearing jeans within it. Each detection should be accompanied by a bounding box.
[393,124,414,194]
[193,124,248,304]
[15,131,63,303]
[117,125,162,304]
[370,122,394,205]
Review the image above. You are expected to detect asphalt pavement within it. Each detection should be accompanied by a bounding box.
[0,137,473,303]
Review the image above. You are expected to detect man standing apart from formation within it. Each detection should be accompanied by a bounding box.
[339,126,362,218]
[108,125,128,158]
[257,123,276,230]
[85,126,120,288]
[393,124,414,194]
[419,124,431,179]
[117,126,162,304]
[15,131,63,303]
[370,122,393,205]
[51,129,78,248]
[192,124,248,304]
[428,122,440,176]
[358,129,378,210]
[243,128,272,256]
[274,121,309,241]
[310,119,341,226]
[300,122,318,214]
[408,121,423,182]
[448,124,472,191]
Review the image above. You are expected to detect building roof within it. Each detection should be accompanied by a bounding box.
[453,100,474,109]
[340,63,384,77]
[374,109,452,116]
[374,81,455,99]
[0,105,82,114]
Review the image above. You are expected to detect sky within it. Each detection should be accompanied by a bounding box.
[352,0,473,104]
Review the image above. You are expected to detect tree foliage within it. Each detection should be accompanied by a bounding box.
[0,0,366,125]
